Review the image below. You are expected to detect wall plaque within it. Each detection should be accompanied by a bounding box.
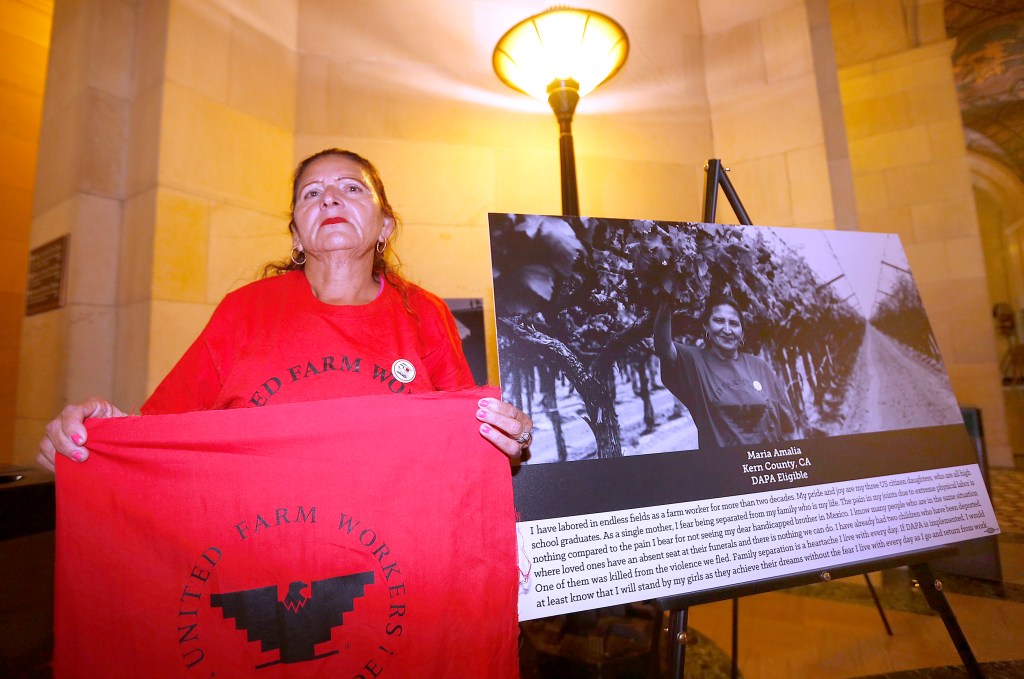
[26,235,69,316]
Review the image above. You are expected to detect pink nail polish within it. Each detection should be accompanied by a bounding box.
[477,409,487,419]
[71,450,86,462]
[71,434,83,445]
[480,424,491,434]
[478,398,490,408]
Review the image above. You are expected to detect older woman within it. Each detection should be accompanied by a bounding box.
[654,296,800,449]
[38,148,532,468]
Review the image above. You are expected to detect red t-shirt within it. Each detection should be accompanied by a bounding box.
[143,271,475,414]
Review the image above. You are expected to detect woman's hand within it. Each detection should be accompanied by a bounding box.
[476,398,533,463]
[37,397,127,472]
[654,302,678,361]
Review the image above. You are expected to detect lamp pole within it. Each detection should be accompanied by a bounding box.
[547,78,580,216]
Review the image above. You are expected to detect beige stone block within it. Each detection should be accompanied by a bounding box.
[133,0,170,92]
[786,145,834,226]
[851,171,888,213]
[84,0,136,100]
[950,318,1001,364]
[827,158,857,229]
[0,86,44,143]
[147,299,217,395]
[762,3,814,83]
[906,83,963,126]
[904,240,949,283]
[16,309,64,420]
[67,194,121,306]
[226,15,296,129]
[943,239,987,280]
[153,189,210,303]
[78,88,129,200]
[295,53,330,134]
[926,119,968,161]
[883,158,972,208]
[33,101,81,212]
[398,222,492,299]
[29,198,73,249]
[166,0,231,103]
[848,127,930,173]
[830,0,912,68]
[208,203,291,300]
[702,20,766,101]
[911,199,978,242]
[159,82,294,210]
[718,155,793,226]
[841,92,911,140]
[366,142,493,227]
[64,303,117,403]
[491,148,561,217]
[217,0,298,50]
[579,156,696,222]
[579,109,712,166]
[873,55,957,103]
[710,74,824,163]
[856,206,913,242]
[0,133,37,191]
[113,299,151,410]
[119,188,157,305]
[125,83,163,198]
[699,0,799,34]
[43,1,90,113]
[837,70,880,106]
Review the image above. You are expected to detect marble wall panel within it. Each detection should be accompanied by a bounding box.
[165,0,231,103]
[152,188,210,303]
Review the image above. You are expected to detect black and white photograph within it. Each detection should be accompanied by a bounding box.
[489,214,965,466]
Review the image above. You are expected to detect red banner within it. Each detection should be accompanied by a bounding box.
[54,389,519,678]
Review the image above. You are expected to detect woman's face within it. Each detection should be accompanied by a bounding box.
[705,303,743,357]
[291,155,394,261]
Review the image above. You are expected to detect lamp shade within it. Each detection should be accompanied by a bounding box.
[493,7,629,100]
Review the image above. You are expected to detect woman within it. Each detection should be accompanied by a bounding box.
[38,148,532,468]
[654,296,800,449]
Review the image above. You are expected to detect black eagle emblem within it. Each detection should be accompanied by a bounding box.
[210,571,374,668]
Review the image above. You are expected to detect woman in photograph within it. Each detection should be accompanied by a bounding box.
[38,148,533,468]
[653,296,801,449]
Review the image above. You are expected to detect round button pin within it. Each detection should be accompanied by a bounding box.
[391,359,416,383]
[752,380,763,392]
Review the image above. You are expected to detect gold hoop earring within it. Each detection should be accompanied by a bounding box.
[376,238,388,255]
[290,246,306,265]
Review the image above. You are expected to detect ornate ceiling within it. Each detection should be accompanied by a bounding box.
[946,1,1024,182]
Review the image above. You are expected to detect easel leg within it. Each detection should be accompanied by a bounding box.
[668,607,689,678]
[731,598,739,679]
[863,573,893,636]
[908,563,983,678]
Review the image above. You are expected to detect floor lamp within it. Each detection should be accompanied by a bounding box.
[493,7,629,217]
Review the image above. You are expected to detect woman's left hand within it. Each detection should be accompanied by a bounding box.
[476,398,533,463]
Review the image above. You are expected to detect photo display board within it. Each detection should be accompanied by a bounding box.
[487,214,1001,621]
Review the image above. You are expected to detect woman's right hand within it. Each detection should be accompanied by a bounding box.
[37,397,127,472]
[654,302,678,361]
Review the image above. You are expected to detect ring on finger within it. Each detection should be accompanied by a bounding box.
[515,429,532,447]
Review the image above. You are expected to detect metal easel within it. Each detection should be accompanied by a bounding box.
[659,159,979,679]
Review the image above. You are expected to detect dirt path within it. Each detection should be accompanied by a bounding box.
[839,325,962,434]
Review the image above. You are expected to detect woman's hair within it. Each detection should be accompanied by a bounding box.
[262,148,404,283]
[701,295,744,330]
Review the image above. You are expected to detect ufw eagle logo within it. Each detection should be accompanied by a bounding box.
[210,571,374,668]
